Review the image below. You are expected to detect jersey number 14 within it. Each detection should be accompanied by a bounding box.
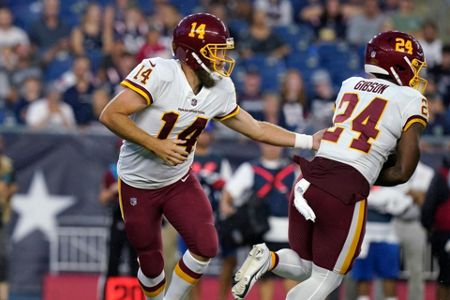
[157,112,208,153]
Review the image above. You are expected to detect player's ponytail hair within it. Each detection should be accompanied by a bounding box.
[195,68,216,88]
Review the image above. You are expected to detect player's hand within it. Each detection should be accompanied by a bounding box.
[293,178,316,222]
[312,129,325,151]
[445,239,450,253]
[219,200,235,218]
[109,184,119,194]
[153,139,189,166]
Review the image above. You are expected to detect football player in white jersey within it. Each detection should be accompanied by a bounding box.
[232,31,429,300]
[100,13,322,300]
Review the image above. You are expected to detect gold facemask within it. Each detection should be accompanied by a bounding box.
[200,38,235,77]
[408,58,427,94]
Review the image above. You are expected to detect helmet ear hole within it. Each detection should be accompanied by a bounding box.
[395,64,406,72]
[175,47,188,63]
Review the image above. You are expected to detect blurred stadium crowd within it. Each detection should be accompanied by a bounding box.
[0,0,449,136]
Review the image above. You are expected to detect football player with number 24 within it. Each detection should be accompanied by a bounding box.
[231,31,429,300]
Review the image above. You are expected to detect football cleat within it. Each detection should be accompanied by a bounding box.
[232,243,271,300]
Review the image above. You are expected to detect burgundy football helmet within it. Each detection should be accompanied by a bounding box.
[172,13,235,77]
[365,31,427,93]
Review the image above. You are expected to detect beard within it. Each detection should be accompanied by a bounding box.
[195,68,217,88]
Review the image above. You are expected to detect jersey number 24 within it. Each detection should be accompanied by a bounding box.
[323,93,387,153]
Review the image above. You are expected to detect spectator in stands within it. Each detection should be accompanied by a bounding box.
[237,69,264,119]
[382,0,400,13]
[204,2,228,25]
[0,93,18,127]
[254,0,293,27]
[421,156,450,300]
[151,3,182,40]
[14,77,42,125]
[430,45,450,108]
[55,55,93,93]
[298,0,323,24]
[63,84,95,126]
[99,143,138,299]
[0,136,17,300]
[423,88,450,136]
[136,24,170,63]
[394,161,434,300]
[25,84,76,129]
[221,143,298,300]
[309,69,335,130]
[70,3,113,57]
[99,51,136,96]
[346,0,387,46]
[238,9,290,60]
[352,184,407,300]
[279,69,308,132]
[227,0,253,25]
[260,91,285,128]
[301,0,347,41]
[0,48,15,110]
[0,6,29,49]
[104,0,134,39]
[63,58,96,126]
[28,0,70,65]
[9,44,42,88]
[389,0,422,35]
[111,6,148,55]
[418,20,442,68]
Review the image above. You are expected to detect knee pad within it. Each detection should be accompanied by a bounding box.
[137,249,164,278]
[188,224,218,258]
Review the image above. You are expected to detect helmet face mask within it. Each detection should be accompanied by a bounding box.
[200,37,235,77]
[407,57,427,94]
[173,13,236,78]
[364,31,428,94]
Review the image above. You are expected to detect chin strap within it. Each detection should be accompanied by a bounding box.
[191,52,221,81]
[389,66,403,86]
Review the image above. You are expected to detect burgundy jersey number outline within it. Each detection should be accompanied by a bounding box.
[156,112,208,153]
[323,93,388,153]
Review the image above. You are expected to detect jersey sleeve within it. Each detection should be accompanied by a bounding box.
[214,83,240,121]
[401,96,428,132]
[120,59,160,106]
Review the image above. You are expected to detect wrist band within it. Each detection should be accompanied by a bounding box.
[294,133,313,150]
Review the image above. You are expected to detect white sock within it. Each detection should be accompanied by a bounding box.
[164,250,210,300]
[385,297,397,300]
[357,296,370,300]
[138,268,166,300]
[271,248,312,281]
[286,264,343,300]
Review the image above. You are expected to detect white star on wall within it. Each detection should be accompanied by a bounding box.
[11,171,75,242]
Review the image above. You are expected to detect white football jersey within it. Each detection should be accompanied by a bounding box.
[316,76,428,185]
[117,57,239,189]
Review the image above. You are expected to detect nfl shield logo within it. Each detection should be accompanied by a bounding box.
[191,98,197,106]
[130,197,138,206]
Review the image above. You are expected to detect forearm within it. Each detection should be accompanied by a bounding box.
[252,121,294,145]
[99,189,116,205]
[100,111,158,152]
[254,121,312,148]
[375,166,411,186]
